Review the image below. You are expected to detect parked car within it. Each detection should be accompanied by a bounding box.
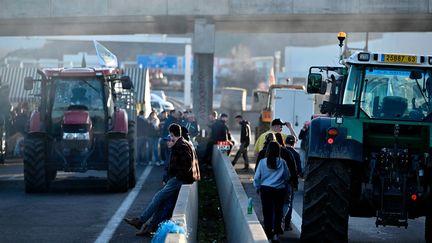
[151,93,174,112]
[151,90,167,101]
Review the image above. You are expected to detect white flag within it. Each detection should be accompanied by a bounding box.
[93,40,118,67]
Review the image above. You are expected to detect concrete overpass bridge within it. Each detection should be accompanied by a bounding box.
[1,0,432,35]
[2,0,432,124]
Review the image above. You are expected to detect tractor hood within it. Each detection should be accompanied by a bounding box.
[63,110,91,126]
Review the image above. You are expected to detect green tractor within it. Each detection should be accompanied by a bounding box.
[301,46,432,241]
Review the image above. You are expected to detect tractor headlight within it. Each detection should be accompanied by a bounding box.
[63,132,90,140]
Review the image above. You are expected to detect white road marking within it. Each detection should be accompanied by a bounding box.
[94,166,153,243]
[292,209,302,232]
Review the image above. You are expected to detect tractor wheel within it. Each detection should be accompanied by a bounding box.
[127,121,136,188]
[301,158,350,243]
[107,139,129,192]
[47,169,57,181]
[23,138,47,193]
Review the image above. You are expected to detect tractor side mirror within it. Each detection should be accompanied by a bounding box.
[307,73,326,94]
[409,71,422,80]
[121,76,133,90]
[24,76,34,90]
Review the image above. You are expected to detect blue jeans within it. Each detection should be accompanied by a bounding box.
[149,190,179,227]
[148,137,160,162]
[139,177,183,223]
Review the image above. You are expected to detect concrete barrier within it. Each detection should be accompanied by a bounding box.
[212,147,268,243]
[165,182,198,243]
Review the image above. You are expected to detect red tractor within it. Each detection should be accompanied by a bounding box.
[23,67,136,192]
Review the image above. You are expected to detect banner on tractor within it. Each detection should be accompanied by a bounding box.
[94,40,118,68]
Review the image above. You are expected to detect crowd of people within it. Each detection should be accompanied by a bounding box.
[5,102,30,157]
[252,118,303,242]
[136,109,200,167]
[127,106,307,243]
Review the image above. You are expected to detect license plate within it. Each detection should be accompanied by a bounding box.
[382,54,417,64]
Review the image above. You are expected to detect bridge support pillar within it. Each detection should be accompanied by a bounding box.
[192,18,215,127]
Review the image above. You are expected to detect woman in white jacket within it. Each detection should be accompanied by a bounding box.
[254,141,290,242]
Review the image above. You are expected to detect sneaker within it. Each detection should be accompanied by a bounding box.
[124,217,144,230]
[135,223,151,236]
[155,161,161,166]
[136,223,157,236]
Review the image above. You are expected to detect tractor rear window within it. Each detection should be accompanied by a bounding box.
[358,66,432,121]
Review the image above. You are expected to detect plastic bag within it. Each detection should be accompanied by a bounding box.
[151,220,186,243]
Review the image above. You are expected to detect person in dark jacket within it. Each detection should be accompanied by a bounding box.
[282,135,302,231]
[160,110,179,163]
[184,112,199,140]
[232,115,251,169]
[124,123,200,236]
[274,133,299,190]
[210,113,233,155]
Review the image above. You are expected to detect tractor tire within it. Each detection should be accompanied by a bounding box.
[23,138,47,193]
[47,169,57,181]
[127,121,136,188]
[426,214,431,243]
[301,158,350,243]
[107,139,129,192]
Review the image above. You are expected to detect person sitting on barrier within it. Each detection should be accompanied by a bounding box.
[254,141,290,242]
[124,123,200,236]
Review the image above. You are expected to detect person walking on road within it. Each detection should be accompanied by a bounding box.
[282,135,303,231]
[124,123,200,236]
[274,133,299,191]
[254,118,297,155]
[254,141,290,242]
[255,133,276,171]
[231,115,251,170]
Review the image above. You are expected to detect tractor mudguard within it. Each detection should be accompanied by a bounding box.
[110,109,128,135]
[308,117,362,162]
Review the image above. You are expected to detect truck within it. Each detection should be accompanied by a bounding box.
[22,67,136,193]
[301,34,431,242]
[256,84,314,145]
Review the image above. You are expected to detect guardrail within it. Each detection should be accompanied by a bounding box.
[165,182,198,243]
[212,147,267,243]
